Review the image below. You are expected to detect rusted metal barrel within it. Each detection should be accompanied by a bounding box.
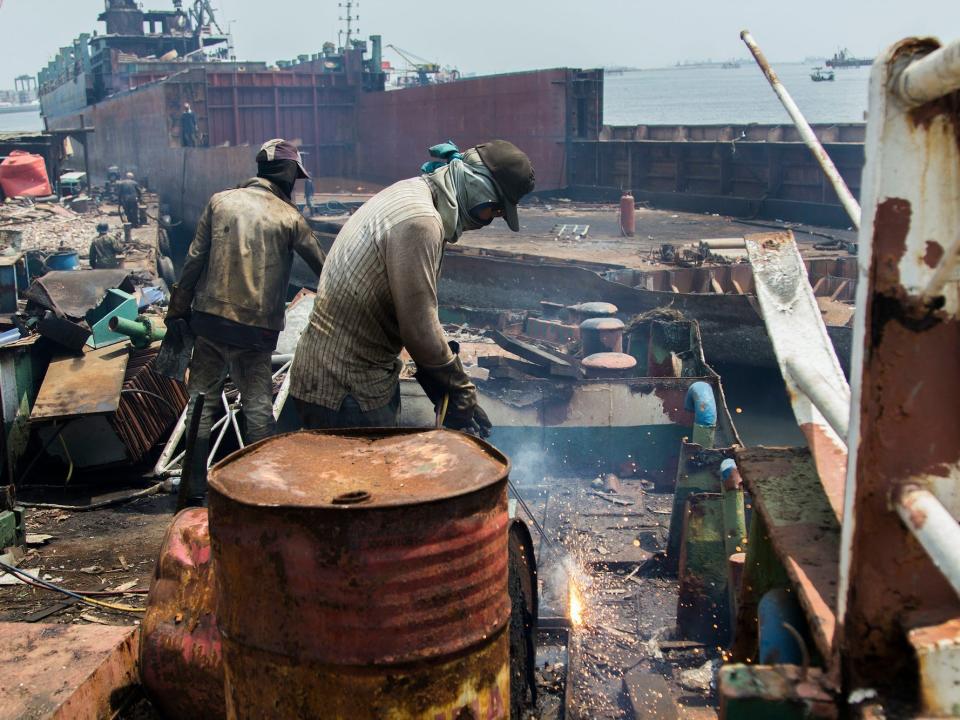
[141,508,224,720]
[579,316,625,355]
[208,428,511,720]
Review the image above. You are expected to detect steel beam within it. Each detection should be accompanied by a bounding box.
[744,232,849,520]
[839,35,960,692]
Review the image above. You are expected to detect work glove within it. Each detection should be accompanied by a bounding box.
[414,354,492,438]
[165,284,194,325]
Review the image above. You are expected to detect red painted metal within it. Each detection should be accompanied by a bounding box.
[140,508,224,720]
[579,316,625,355]
[208,428,511,718]
[619,192,636,236]
[204,71,357,177]
[354,69,601,191]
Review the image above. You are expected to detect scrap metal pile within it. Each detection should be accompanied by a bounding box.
[1,197,108,258]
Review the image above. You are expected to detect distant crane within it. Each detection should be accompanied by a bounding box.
[386,44,441,86]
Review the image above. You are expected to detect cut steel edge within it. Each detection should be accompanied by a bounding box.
[744,231,850,521]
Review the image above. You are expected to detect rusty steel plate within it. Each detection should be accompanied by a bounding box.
[208,428,510,509]
[735,446,840,661]
[0,621,139,720]
[31,344,130,422]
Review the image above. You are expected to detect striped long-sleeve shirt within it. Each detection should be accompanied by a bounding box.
[289,178,457,411]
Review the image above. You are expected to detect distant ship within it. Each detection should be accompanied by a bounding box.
[674,59,742,70]
[825,48,872,68]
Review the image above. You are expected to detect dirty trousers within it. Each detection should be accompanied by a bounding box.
[295,385,400,430]
[121,199,139,227]
[183,336,276,498]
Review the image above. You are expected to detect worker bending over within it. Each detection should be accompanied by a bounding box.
[290,139,535,435]
[166,138,326,504]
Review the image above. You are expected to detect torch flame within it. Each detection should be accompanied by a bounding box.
[569,581,584,626]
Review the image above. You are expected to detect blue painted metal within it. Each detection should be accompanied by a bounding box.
[685,381,718,426]
[0,329,21,348]
[721,457,737,480]
[85,288,138,348]
[0,256,20,314]
[758,588,807,665]
[43,250,79,271]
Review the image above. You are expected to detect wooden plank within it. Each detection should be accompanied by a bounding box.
[31,345,129,422]
[736,446,840,661]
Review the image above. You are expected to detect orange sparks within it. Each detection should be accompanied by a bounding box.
[569,582,585,626]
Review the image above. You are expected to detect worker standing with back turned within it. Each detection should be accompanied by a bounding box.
[89,222,124,269]
[116,172,142,228]
[289,139,535,434]
[165,138,326,505]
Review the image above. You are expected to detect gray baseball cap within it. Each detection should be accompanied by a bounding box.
[256,138,310,179]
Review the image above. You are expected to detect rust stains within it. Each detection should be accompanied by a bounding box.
[898,491,928,530]
[871,197,912,292]
[910,92,960,152]
[893,38,960,152]
[798,421,847,521]
[923,240,945,268]
[843,208,960,686]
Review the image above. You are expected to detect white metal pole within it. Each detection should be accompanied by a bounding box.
[741,30,862,229]
[896,486,960,598]
[895,38,960,106]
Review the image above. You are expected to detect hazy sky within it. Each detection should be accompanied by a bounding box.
[2,0,958,88]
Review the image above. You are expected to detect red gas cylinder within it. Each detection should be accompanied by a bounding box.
[619,192,636,237]
[140,508,225,720]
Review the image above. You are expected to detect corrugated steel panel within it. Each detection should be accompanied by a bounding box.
[205,72,358,177]
[354,69,601,191]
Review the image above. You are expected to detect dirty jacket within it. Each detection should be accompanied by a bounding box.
[116,179,141,203]
[290,177,457,410]
[179,177,326,332]
[89,235,123,269]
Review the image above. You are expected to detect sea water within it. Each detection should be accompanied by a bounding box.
[604,62,870,126]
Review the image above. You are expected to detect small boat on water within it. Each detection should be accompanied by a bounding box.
[811,66,835,82]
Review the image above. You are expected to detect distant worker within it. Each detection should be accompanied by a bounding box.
[181,102,198,147]
[88,222,124,269]
[165,138,326,506]
[303,175,315,216]
[289,139,535,434]
[117,172,142,228]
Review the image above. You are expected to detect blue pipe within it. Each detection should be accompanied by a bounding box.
[685,381,717,427]
[720,458,737,481]
[758,588,807,665]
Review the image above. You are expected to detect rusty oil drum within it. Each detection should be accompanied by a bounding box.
[208,428,511,719]
[140,507,225,720]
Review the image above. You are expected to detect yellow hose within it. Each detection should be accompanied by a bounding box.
[436,393,449,428]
